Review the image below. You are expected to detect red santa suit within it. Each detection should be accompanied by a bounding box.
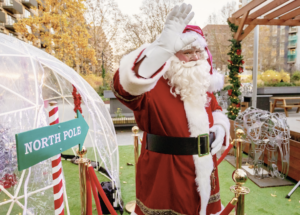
[112,26,230,215]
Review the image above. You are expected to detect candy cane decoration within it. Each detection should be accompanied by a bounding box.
[49,101,64,215]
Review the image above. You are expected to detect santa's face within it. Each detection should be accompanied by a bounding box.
[175,47,203,63]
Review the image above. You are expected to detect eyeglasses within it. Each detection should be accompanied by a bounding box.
[183,50,202,60]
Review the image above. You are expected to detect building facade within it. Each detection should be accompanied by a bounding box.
[287,26,300,71]
[0,0,42,46]
[203,23,293,73]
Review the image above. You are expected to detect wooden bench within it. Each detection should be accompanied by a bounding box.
[270,97,300,117]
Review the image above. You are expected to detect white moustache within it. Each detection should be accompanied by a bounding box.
[180,59,207,68]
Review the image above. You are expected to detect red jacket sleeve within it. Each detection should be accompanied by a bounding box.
[112,47,167,112]
[209,93,222,112]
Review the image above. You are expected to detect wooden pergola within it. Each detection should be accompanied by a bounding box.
[227,0,300,108]
[228,0,300,41]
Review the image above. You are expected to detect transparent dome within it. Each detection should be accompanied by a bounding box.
[0,34,120,214]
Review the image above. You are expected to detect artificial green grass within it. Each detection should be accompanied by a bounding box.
[62,145,136,215]
[218,161,300,215]
[63,146,300,215]
[62,160,114,214]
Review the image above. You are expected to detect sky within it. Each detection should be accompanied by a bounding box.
[115,0,239,28]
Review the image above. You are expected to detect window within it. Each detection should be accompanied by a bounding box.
[24,9,31,19]
[7,15,16,25]
[280,49,284,57]
[289,49,296,55]
[4,0,13,6]
[273,27,277,36]
[26,25,32,34]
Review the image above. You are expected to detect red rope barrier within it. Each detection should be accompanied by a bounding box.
[88,168,103,215]
[88,165,118,215]
[86,167,93,215]
[220,198,238,215]
[217,143,234,167]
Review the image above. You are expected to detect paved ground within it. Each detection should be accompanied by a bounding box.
[284,108,300,132]
[115,127,144,146]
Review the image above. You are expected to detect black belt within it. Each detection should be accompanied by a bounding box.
[146,132,215,157]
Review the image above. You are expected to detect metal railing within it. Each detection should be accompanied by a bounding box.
[288,41,297,47]
[287,55,296,63]
[289,35,298,41]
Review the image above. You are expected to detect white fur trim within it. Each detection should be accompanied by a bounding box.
[208,70,224,93]
[193,154,214,215]
[131,211,137,215]
[183,99,214,215]
[119,44,171,96]
[181,31,207,51]
[213,111,230,151]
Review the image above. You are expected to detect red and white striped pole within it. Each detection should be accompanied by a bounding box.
[49,101,64,215]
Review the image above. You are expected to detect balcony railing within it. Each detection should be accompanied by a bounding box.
[288,41,297,48]
[22,0,37,8]
[289,35,298,41]
[289,27,298,34]
[5,15,17,30]
[3,0,23,14]
[287,55,296,63]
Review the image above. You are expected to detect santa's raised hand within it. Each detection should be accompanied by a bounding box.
[158,4,195,53]
[138,3,196,78]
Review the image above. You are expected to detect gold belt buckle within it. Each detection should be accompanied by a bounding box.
[198,133,210,157]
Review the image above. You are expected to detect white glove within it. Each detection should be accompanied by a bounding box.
[138,3,196,78]
[209,125,226,155]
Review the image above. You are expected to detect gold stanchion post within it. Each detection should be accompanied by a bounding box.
[76,146,90,215]
[125,126,140,213]
[230,129,250,215]
[235,129,244,169]
[230,169,250,215]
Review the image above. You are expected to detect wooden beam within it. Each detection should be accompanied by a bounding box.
[248,0,289,19]
[280,7,300,20]
[237,18,300,26]
[234,11,250,40]
[238,24,256,41]
[294,15,300,20]
[265,1,300,20]
[283,19,300,26]
[231,0,267,19]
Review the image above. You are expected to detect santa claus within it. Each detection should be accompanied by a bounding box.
[112,3,230,215]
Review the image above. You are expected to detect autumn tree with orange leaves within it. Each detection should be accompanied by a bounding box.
[14,0,97,74]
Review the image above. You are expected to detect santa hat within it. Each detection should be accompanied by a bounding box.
[181,25,224,92]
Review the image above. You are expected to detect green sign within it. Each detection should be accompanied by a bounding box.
[15,110,89,171]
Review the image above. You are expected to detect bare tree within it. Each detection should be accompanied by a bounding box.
[204,1,237,70]
[117,0,183,57]
[85,0,122,75]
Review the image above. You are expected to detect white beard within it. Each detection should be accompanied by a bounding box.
[164,56,214,215]
[163,56,211,105]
